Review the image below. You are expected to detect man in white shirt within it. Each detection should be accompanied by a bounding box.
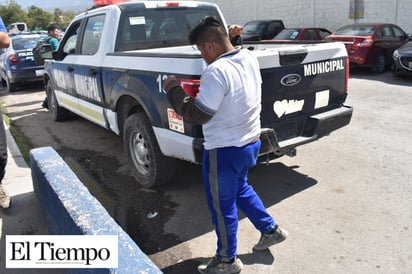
[164,16,288,274]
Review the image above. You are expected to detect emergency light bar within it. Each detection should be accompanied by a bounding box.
[93,0,198,8]
[93,0,125,7]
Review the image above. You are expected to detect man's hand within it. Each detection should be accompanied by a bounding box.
[228,24,244,39]
[163,75,179,93]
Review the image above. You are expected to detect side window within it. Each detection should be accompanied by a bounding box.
[267,22,276,33]
[60,20,81,56]
[380,27,393,38]
[392,26,406,38]
[63,35,78,54]
[267,22,283,36]
[319,29,331,39]
[304,30,318,40]
[81,14,105,55]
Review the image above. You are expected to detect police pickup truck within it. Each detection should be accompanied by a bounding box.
[40,1,352,188]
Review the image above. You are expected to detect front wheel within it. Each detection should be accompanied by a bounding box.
[47,82,70,121]
[123,113,176,188]
[5,75,16,92]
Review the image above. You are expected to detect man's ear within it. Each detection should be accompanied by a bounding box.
[203,41,214,52]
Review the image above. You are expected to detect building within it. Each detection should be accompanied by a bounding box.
[208,0,412,33]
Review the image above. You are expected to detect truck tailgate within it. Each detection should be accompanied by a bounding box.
[246,42,352,155]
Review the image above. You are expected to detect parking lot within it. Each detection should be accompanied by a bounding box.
[0,69,411,273]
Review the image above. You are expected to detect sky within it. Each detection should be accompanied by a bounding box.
[4,0,90,12]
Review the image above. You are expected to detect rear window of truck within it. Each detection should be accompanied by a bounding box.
[115,7,221,51]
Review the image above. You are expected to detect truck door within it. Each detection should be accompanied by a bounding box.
[49,20,82,112]
[72,14,107,128]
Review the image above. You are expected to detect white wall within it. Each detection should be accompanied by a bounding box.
[205,0,412,33]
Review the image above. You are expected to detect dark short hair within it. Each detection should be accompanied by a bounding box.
[188,16,227,45]
[48,25,58,33]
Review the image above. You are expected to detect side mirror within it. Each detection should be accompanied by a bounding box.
[40,44,53,59]
[33,44,53,66]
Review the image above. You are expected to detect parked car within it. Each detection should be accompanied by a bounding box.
[392,41,412,77]
[0,33,45,92]
[325,23,411,73]
[242,20,285,41]
[271,27,331,42]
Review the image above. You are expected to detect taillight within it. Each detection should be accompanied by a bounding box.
[355,37,373,48]
[345,57,349,92]
[179,78,200,98]
[8,54,19,64]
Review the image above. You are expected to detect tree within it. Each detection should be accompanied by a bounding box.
[0,0,28,27]
[52,8,76,29]
[27,6,53,30]
[60,10,76,29]
[53,8,63,27]
[0,0,76,31]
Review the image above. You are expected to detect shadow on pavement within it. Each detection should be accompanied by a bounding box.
[162,250,276,274]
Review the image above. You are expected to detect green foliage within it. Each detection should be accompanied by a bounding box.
[0,0,76,31]
[27,6,53,30]
[53,9,76,30]
[1,103,31,164]
[0,0,28,26]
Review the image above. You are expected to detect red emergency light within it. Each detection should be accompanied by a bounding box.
[93,0,184,8]
[159,2,180,7]
[93,0,126,7]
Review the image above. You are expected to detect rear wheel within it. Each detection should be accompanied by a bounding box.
[47,82,70,121]
[372,52,386,73]
[123,113,176,188]
[0,78,6,90]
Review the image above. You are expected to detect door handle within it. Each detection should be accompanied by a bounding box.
[66,66,74,72]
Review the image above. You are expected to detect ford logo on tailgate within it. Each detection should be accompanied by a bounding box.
[280,74,301,86]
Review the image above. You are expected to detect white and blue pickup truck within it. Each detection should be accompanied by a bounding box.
[40,1,352,188]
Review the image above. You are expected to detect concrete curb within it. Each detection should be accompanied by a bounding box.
[30,146,163,274]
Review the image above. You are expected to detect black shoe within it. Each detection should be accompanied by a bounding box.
[253,225,288,251]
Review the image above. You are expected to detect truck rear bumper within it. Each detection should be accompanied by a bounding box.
[164,105,352,164]
[260,105,353,156]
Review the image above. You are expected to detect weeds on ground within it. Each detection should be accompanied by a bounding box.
[1,103,32,164]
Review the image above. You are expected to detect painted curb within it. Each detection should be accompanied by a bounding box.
[30,146,163,274]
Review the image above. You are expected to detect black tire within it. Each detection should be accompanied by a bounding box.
[0,78,6,90]
[371,52,386,73]
[5,75,16,92]
[123,113,176,188]
[47,82,70,121]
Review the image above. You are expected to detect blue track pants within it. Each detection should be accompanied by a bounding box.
[202,140,276,261]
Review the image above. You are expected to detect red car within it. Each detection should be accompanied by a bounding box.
[272,27,332,42]
[325,23,410,73]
